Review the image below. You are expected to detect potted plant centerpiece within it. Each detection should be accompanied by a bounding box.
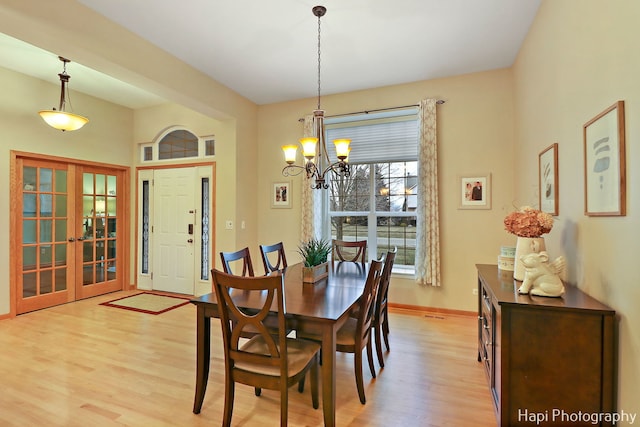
[298,238,331,283]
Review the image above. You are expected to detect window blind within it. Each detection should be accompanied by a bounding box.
[325,109,419,164]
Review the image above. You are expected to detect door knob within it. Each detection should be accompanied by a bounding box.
[187,238,194,243]
[68,237,75,242]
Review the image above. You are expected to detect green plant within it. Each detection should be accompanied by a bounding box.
[297,238,331,267]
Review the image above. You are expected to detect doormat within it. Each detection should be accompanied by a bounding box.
[100,292,191,315]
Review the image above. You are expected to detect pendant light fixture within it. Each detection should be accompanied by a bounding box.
[39,56,89,131]
[281,5,351,189]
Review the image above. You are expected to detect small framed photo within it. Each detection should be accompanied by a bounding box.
[271,181,292,209]
[539,143,559,215]
[583,101,626,216]
[458,174,491,210]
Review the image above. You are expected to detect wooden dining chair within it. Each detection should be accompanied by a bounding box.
[299,259,383,404]
[332,239,367,263]
[220,247,255,277]
[259,242,288,275]
[373,247,396,368]
[211,269,320,426]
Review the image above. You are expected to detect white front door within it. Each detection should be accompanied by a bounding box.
[152,167,196,294]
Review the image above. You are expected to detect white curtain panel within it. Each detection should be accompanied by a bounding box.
[415,99,441,286]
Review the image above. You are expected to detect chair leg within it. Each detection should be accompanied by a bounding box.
[366,339,376,379]
[280,385,288,427]
[310,355,319,409]
[223,378,235,427]
[382,310,390,351]
[354,350,366,404]
[298,376,305,393]
[374,323,385,368]
[255,387,261,396]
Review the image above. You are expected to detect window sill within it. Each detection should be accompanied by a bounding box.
[391,266,415,277]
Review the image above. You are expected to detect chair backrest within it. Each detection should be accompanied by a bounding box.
[211,269,287,375]
[355,259,383,342]
[332,239,367,263]
[220,247,255,277]
[259,242,288,275]
[375,247,397,320]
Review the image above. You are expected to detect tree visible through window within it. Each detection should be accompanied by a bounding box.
[329,161,417,267]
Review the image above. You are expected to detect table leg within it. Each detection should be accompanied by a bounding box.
[321,325,337,427]
[193,306,210,414]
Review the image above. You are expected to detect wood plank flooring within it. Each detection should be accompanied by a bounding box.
[0,291,496,426]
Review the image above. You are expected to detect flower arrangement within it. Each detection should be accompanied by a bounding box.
[504,206,553,238]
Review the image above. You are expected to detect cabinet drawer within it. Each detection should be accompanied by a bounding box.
[481,285,492,313]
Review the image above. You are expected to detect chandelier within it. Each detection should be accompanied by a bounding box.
[281,5,351,189]
[39,56,89,132]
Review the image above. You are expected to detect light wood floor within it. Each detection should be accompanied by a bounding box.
[0,291,496,426]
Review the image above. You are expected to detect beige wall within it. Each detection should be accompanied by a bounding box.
[513,0,639,420]
[257,68,517,313]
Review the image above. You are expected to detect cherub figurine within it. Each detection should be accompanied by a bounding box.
[517,251,565,297]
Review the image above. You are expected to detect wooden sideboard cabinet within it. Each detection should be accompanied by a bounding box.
[476,264,616,427]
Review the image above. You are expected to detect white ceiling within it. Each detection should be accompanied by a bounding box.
[1,0,541,108]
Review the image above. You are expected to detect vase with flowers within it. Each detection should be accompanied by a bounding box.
[504,206,554,281]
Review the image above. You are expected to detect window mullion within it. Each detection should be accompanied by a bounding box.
[367,163,377,261]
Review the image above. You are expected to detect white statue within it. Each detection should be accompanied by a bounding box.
[517,251,566,297]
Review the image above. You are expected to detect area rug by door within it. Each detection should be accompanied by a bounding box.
[100,292,191,315]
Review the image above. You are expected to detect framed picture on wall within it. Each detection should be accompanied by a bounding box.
[583,101,626,216]
[457,173,491,210]
[271,181,292,209]
[539,143,559,216]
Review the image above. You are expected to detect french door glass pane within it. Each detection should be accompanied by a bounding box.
[39,169,52,192]
[55,195,67,217]
[23,272,36,297]
[23,194,36,217]
[23,246,36,271]
[40,270,52,294]
[55,170,67,192]
[23,220,36,244]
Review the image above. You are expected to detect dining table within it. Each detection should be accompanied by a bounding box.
[190,261,369,427]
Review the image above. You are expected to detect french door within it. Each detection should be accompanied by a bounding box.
[13,155,127,314]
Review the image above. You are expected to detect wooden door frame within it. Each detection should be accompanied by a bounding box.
[9,150,131,318]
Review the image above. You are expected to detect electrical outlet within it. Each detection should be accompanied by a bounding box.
[472,288,478,296]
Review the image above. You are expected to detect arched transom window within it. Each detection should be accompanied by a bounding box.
[140,128,215,162]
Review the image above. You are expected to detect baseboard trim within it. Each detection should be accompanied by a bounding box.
[388,302,475,318]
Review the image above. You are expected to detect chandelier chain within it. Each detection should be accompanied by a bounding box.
[316,11,322,111]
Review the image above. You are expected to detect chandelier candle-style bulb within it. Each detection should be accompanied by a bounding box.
[333,139,351,160]
[282,145,298,164]
[300,137,318,160]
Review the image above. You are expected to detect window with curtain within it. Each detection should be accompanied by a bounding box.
[323,109,419,271]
